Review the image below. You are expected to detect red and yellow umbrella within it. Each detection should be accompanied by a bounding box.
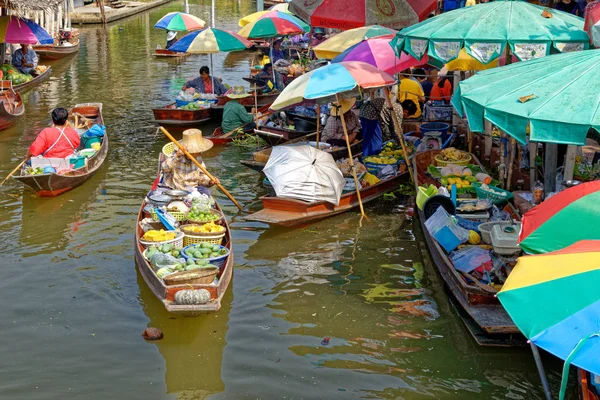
[519,181,600,254]
[237,10,309,39]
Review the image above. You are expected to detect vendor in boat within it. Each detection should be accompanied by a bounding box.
[12,44,38,75]
[255,63,284,92]
[27,108,80,159]
[221,86,257,134]
[311,28,326,46]
[161,129,219,192]
[270,39,286,64]
[396,69,424,119]
[166,31,178,48]
[321,98,361,146]
[182,66,228,95]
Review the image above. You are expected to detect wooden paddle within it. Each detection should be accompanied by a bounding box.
[1,158,27,186]
[160,126,244,211]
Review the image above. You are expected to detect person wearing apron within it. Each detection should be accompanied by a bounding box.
[28,108,81,159]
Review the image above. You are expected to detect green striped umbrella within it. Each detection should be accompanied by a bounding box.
[237,10,309,39]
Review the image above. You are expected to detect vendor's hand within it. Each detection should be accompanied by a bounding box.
[209,177,220,186]
[251,107,257,114]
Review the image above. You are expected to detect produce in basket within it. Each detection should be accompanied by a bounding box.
[187,210,221,222]
[142,229,177,242]
[438,148,468,162]
[182,221,225,234]
[146,243,182,259]
[184,242,228,259]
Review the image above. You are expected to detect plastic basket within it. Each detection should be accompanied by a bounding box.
[421,122,450,142]
[151,209,187,222]
[472,183,514,205]
[183,232,225,246]
[186,210,224,224]
[162,142,176,157]
[434,153,472,167]
[478,221,512,244]
[175,99,194,107]
[139,231,184,249]
[182,244,230,269]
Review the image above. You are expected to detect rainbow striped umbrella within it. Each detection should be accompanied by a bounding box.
[270,61,396,110]
[0,16,53,44]
[237,10,308,39]
[168,28,253,53]
[332,35,427,75]
[498,241,600,399]
[239,8,292,27]
[313,25,397,59]
[154,12,206,32]
[519,181,600,254]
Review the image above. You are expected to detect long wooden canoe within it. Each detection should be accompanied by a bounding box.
[414,149,524,346]
[240,136,362,173]
[13,103,108,197]
[13,67,52,92]
[151,103,212,127]
[33,39,80,60]
[254,125,316,146]
[134,198,233,315]
[214,91,279,108]
[205,127,234,145]
[0,80,24,131]
[153,48,188,58]
[579,369,599,400]
[245,170,408,226]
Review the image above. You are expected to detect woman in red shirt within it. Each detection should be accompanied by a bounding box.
[28,108,80,158]
[429,74,453,103]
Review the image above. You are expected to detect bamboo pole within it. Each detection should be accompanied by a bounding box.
[506,138,516,191]
[314,104,321,148]
[383,87,414,183]
[159,127,244,211]
[335,94,365,219]
[1,159,27,186]
[499,132,506,188]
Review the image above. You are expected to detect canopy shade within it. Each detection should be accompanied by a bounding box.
[313,25,397,59]
[237,10,308,39]
[392,0,589,66]
[0,16,53,44]
[289,0,436,30]
[154,12,206,31]
[168,28,252,53]
[270,61,396,110]
[238,9,292,27]
[451,49,600,146]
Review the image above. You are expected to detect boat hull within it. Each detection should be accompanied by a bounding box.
[205,127,234,145]
[0,81,24,131]
[151,103,212,127]
[254,126,315,146]
[13,103,107,197]
[245,172,408,226]
[13,67,52,92]
[33,40,80,60]
[153,49,188,57]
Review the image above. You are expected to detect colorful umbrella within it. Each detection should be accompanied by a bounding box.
[237,10,308,39]
[289,0,437,30]
[518,181,600,254]
[451,49,600,146]
[270,3,290,12]
[270,61,396,110]
[498,240,600,399]
[239,8,292,27]
[168,28,252,53]
[154,12,206,32]
[0,16,53,44]
[331,34,427,75]
[392,0,589,66]
[313,25,397,59]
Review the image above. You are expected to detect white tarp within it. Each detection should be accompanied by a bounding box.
[263,144,345,205]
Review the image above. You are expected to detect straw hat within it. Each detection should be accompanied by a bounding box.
[227,85,251,99]
[330,98,356,117]
[180,129,213,154]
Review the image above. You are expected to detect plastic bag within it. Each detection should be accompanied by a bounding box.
[450,246,492,273]
[150,252,181,269]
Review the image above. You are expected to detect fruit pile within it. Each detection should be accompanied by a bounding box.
[142,229,177,242]
[182,221,225,234]
[184,243,228,260]
[155,258,215,281]
[379,141,413,158]
[438,147,469,162]
[180,102,202,110]
[187,210,221,223]
[363,155,399,165]
[146,243,182,259]
[24,167,44,176]
[441,175,476,190]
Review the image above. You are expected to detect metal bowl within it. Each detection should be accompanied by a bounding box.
[148,193,172,207]
[163,189,189,199]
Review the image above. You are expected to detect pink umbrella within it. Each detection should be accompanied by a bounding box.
[331,34,427,74]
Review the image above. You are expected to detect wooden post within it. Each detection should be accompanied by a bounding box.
[336,94,366,219]
[506,138,516,191]
[563,145,577,182]
[315,104,321,148]
[544,143,557,194]
[384,87,414,183]
[484,120,493,157]
[452,71,460,129]
[499,132,506,188]
[529,140,537,187]
[468,127,473,153]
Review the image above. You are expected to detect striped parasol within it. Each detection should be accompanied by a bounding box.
[154,12,206,32]
[168,28,253,53]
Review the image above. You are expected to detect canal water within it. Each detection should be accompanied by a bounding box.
[0,1,569,399]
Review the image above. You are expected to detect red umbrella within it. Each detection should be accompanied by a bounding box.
[290,0,437,30]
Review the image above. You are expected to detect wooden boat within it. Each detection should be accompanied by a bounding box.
[153,48,188,58]
[0,80,24,130]
[214,91,279,108]
[151,103,212,127]
[33,39,80,60]
[240,135,363,173]
[414,149,524,346]
[134,195,233,315]
[13,103,108,197]
[205,127,234,145]
[13,66,52,92]
[579,368,599,400]
[245,169,408,226]
[254,125,316,146]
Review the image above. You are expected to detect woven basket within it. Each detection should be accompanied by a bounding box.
[162,142,176,157]
[434,153,472,167]
[139,231,184,249]
[186,210,224,224]
[151,209,187,222]
[472,182,514,205]
[184,232,225,246]
[163,267,219,286]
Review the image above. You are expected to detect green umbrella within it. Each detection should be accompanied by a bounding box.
[451,49,600,145]
[391,0,589,66]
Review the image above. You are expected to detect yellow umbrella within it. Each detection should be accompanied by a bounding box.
[238,8,292,27]
[444,48,498,71]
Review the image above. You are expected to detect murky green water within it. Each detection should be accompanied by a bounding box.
[0,1,571,399]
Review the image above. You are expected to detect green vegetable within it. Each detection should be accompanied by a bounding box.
[156,267,173,279]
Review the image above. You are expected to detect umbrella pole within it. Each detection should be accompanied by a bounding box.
[529,342,552,400]
[507,138,516,191]
[384,87,414,183]
[315,104,321,148]
[336,94,366,219]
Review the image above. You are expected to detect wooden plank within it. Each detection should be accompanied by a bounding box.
[544,143,557,194]
[484,120,493,157]
[563,145,577,182]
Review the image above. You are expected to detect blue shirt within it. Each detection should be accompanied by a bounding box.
[271,48,285,64]
[183,75,227,96]
[12,48,38,73]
